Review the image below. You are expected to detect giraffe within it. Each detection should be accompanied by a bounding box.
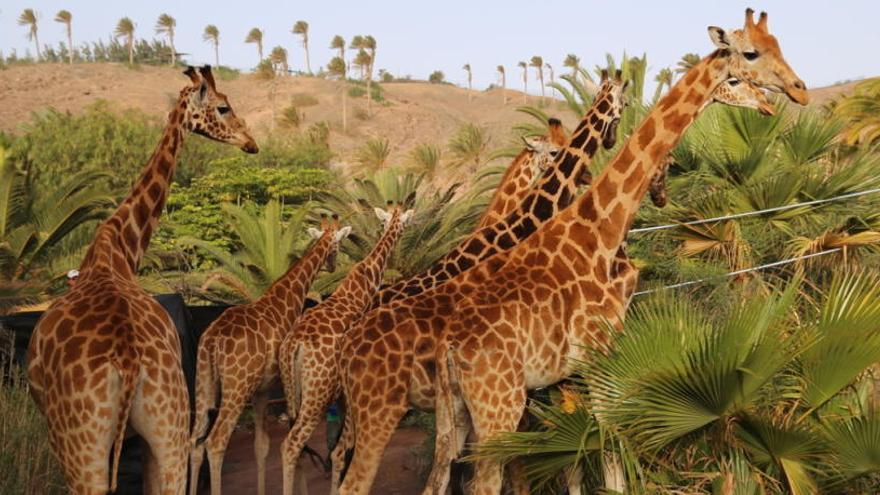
[370,71,628,310]
[25,65,257,495]
[613,76,777,307]
[476,118,568,230]
[335,10,807,494]
[188,214,351,495]
[277,202,414,495]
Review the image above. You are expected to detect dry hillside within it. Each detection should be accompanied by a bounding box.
[0,63,869,173]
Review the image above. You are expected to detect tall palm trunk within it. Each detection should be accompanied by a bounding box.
[304,40,311,74]
[538,69,545,105]
[127,38,133,65]
[342,88,348,131]
[169,32,175,66]
[214,41,219,66]
[523,72,527,104]
[501,73,506,104]
[66,26,73,64]
[33,31,41,61]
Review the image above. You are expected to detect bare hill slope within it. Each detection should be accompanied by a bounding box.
[0,63,870,172]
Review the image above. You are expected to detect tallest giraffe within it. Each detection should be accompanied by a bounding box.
[27,66,257,495]
[337,9,808,494]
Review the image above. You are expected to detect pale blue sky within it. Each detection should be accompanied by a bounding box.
[2,1,877,92]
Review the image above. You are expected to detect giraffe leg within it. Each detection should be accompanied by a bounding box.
[44,367,119,495]
[337,399,408,494]
[424,348,470,495]
[142,438,160,495]
[330,400,354,495]
[190,342,218,495]
[281,367,335,495]
[452,349,526,495]
[203,384,252,495]
[253,389,271,495]
[130,361,190,495]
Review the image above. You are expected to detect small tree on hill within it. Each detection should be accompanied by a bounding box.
[155,13,177,66]
[429,70,445,84]
[292,20,311,74]
[54,10,73,64]
[203,24,220,66]
[245,27,264,66]
[114,17,135,65]
[18,9,41,61]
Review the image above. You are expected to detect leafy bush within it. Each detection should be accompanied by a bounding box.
[428,70,445,84]
[288,93,319,107]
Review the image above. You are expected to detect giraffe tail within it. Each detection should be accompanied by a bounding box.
[280,340,304,424]
[191,338,219,447]
[109,327,140,493]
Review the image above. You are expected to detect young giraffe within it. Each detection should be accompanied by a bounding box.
[336,10,807,494]
[189,215,352,495]
[277,203,414,495]
[26,66,257,495]
[475,118,568,230]
[613,76,777,307]
[370,71,627,310]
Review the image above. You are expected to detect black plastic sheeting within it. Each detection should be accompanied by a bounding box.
[0,294,321,494]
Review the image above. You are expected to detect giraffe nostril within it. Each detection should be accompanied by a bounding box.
[793,80,805,90]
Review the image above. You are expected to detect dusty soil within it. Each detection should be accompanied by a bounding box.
[198,417,429,494]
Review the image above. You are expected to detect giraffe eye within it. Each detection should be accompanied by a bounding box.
[217,106,231,115]
[727,79,741,86]
[743,51,760,61]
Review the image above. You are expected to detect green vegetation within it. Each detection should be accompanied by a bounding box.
[475,274,880,493]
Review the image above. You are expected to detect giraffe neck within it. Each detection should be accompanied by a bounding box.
[476,149,536,230]
[80,103,187,277]
[574,52,728,261]
[331,215,404,313]
[372,93,615,307]
[260,232,334,323]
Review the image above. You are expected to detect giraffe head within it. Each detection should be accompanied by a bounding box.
[521,118,569,176]
[708,9,808,105]
[180,65,259,153]
[709,78,775,115]
[596,69,628,151]
[307,213,351,272]
[374,201,415,231]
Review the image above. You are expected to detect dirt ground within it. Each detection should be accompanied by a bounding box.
[198,416,429,494]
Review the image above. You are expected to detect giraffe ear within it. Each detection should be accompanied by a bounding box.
[708,26,731,49]
[335,226,353,242]
[183,66,200,84]
[401,210,415,225]
[307,227,324,239]
[374,207,391,223]
[521,135,544,152]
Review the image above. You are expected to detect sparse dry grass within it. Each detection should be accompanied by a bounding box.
[0,330,64,494]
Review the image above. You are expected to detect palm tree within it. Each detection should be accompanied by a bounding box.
[518,61,528,104]
[155,13,177,66]
[54,10,73,64]
[475,274,880,493]
[463,63,473,102]
[497,65,507,104]
[17,9,41,61]
[319,168,486,279]
[652,67,673,102]
[291,20,311,74]
[407,143,443,180]
[362,35,377,114]
[834,79,880,145]
[355,138,391,172]
[184,201,316,303]
[448,122,490,173]
[270,46,289,76]
[329,35,347,131]
[0,147,115,313]
[245,28,264,66]
[563,53,580,80]
[349,36,365,78]
[530,56,545,104]
[203,24,220,66]
[545,62,555,98]
[114,17,135,65]
[675,52,701,76]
